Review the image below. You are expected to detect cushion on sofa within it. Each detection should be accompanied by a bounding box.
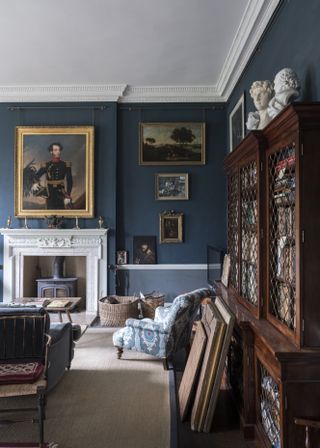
[0,362,44,384]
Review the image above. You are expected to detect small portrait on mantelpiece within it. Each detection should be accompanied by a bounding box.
[116,250,128,265]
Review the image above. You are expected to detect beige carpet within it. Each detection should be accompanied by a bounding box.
[0,328,171,448]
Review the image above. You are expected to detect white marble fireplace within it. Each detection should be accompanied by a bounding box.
[0,228,108,314]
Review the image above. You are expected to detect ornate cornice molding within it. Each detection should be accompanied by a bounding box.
[120,85,222,103]
[0,0,280,103]
[216,0,281,99]
[0,84,127,102]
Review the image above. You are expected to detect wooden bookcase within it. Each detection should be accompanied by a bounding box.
[225,132,266,319]
[222,103,320,448]
[264,104,320,347]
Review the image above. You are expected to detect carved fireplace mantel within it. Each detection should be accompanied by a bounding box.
[0,228,108,314]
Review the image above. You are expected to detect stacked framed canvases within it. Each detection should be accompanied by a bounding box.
[178,297,235,432]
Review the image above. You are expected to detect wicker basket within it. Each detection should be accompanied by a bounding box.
[140,294,165,319]
[99,295,140,326]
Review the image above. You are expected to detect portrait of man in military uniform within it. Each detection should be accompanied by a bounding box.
[15,126,94,217]
[30,142,73,210]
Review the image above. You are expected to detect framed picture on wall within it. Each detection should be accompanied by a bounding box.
[229,93,245,152]
[133,236,157,264]
[155,173,189,200]
[139,122,205,165]
[116,250,128,265]
[159,211,183,243]
[221,254,231,288]
[15,126,94,217]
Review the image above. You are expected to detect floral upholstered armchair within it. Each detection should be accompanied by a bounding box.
[113,287,212,368]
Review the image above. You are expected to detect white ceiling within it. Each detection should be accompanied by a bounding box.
[0,0,280,102]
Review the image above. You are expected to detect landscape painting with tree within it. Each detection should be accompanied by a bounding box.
[140,122,205,165]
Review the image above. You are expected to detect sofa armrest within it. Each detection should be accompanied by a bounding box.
[48,322,72,344]
[125,318,167,333]
[154,305,171,323]
[46,322,73,392]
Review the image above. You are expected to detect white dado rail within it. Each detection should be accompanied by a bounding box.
[0,228,108,314]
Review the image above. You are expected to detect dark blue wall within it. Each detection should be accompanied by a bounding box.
[0,102,118,296]
[0,102,227,300]
[228,0,320,125]
[116,104,227,264]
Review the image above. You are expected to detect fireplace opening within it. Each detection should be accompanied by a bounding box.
[36,256,78,298]
[23,256,86,306]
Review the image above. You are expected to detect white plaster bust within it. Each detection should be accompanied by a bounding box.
[267,68,301,119]
[246,80,274,130]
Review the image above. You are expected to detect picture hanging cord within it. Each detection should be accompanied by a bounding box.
[7,105,108,111]
[91,107,95,126]
[202,108,206,122]
[118,105,224,111]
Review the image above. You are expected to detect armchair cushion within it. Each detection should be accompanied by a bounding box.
[0,362,44,384]
[125,317,167,333]
[113,323,169,357]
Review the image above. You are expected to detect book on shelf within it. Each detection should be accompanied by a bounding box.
[274,151,296,183]
[273,190,295,206]
[275,154,295,171]
[276,237,296,283]
[274,176,295,192]
[46,299,71,308]
[242,233,257,263]
[276,207,295,238]
[20,298,51,307]
[241,261,257,303]
[276,282,295,328]
[243,200,257,225]
[242,165,257,189]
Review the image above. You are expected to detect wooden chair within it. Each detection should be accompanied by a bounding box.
[294,417,320,448]
[0,307,51,447]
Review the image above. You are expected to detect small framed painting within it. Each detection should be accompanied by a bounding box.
[229,93,245,152]
[221,254,231,288]
[133,236,157,264]
[116,250,128,265]
[159,211,183,244]
[139,122,205,165]
[155,173,189,200]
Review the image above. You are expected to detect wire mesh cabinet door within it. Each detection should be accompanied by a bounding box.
[225,131,266,318]
[264,104,320,348]
[227,168,239,292]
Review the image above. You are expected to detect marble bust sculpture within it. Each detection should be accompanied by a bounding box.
[267,67,301,119]
[246,80,274,130]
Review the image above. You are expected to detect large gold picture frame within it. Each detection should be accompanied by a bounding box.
[140,122,205,165]
[15,126,94,217]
